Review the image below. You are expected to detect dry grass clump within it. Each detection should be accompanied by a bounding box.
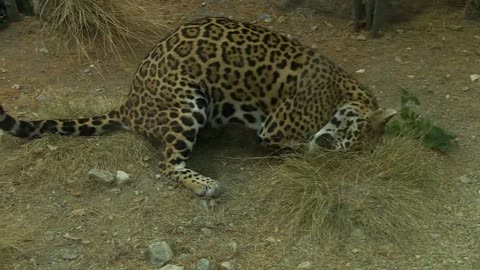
[38,0,170,60]
[0,95,156,187]
[264,137,446,245]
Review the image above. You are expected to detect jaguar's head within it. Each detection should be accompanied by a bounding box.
[309,104,397,152]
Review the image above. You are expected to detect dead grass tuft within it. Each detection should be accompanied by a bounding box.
[263,137,446,245]
[0,95,155,188]
[38,0,171,60]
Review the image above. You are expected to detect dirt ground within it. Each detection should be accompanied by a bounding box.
[1,0,480,269]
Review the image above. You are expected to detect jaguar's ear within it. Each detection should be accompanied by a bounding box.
[369,108,397,129]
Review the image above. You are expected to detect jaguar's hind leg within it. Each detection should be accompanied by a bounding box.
[139,108,222,197]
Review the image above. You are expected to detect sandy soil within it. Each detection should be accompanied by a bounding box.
[1,0,480,269]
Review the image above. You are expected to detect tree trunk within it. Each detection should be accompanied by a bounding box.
[465,0,480,21]
[6,0,23,22]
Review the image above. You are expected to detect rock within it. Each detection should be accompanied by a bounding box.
[62,251,78,260]
[356,34,367,41]
[201,228,213,236]
[35,94,48,101]
[11,83,21,90]
[350,228,366,240]
[352,248,360,253]
[43,231,57,241]
[265,236,277,243]
[355,69,366,73]
[297,261,312,269]
[160,264,184,270]
[146,241,173,266]
[88,169,115,185]
[220,261,233,270]
[459,175,473,184]
[38,48,49,54]
[470,74,480,82]
[407,75,415,79]
[256,14,273,23]
[196,258,214,270]
[178,253,194,265]
[115,170,130,185]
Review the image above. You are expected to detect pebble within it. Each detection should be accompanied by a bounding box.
[43,230,56,241]
[356,34,367,41]
[201,227,213,236]
[297,261,312,269]
[355,69,365,73]
[220,261,233,270]
[407,75,415,79]
[177,253,194,265]
[470,74,480,82]
[88,169,115,185]
[160,264,184,270]
[256,14,273,23]
[115,170,130,185]
[265,236,277,243]
[38,48,49,54]
[62,251,78,260]
[350,228,366,240]
[11,83,21,90]
[196,258,214,270]
[459,175,473,184]
[35,94,48,101]
[145,241,173,266]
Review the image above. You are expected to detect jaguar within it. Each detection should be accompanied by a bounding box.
[0,17,397,197]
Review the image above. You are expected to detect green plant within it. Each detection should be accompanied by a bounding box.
[385,89,456,153]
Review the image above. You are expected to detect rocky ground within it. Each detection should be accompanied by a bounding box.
[1,0,480,269]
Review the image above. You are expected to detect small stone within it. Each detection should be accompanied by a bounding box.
[11,83,21,90]
[256,14,273,23]
[178,253,194,265]
[201,2,207,6]
[35,94,48,101]
[160,265,184,270]
[62,251,78,260]
[297,261,312,269]
[108,188,121,194]
[196,258,214,270]
[71,208,87,216]
[43,231,56,241]
[311,25,318,31]
[265,236,277,243]
[355,69,365,73]
[220,261,233,270]
[459,175,472,184]
[46,145,58,151]
[115,170,130,185]
[407,75,415,79]
[356,34,367,41]
[394,56,402,63]
[146,241,173,266]
[352,248,360,253]
[88,169,115,185]
[462,86,470,91]
[470,74,480,82]
[201,228,213,236]
[0,68,7,73]
[38,48,49,54]
[350,228,366,240]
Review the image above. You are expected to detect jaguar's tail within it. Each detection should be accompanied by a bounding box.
[0,105,129,139]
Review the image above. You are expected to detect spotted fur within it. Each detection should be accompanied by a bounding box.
[0,17,396,197]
